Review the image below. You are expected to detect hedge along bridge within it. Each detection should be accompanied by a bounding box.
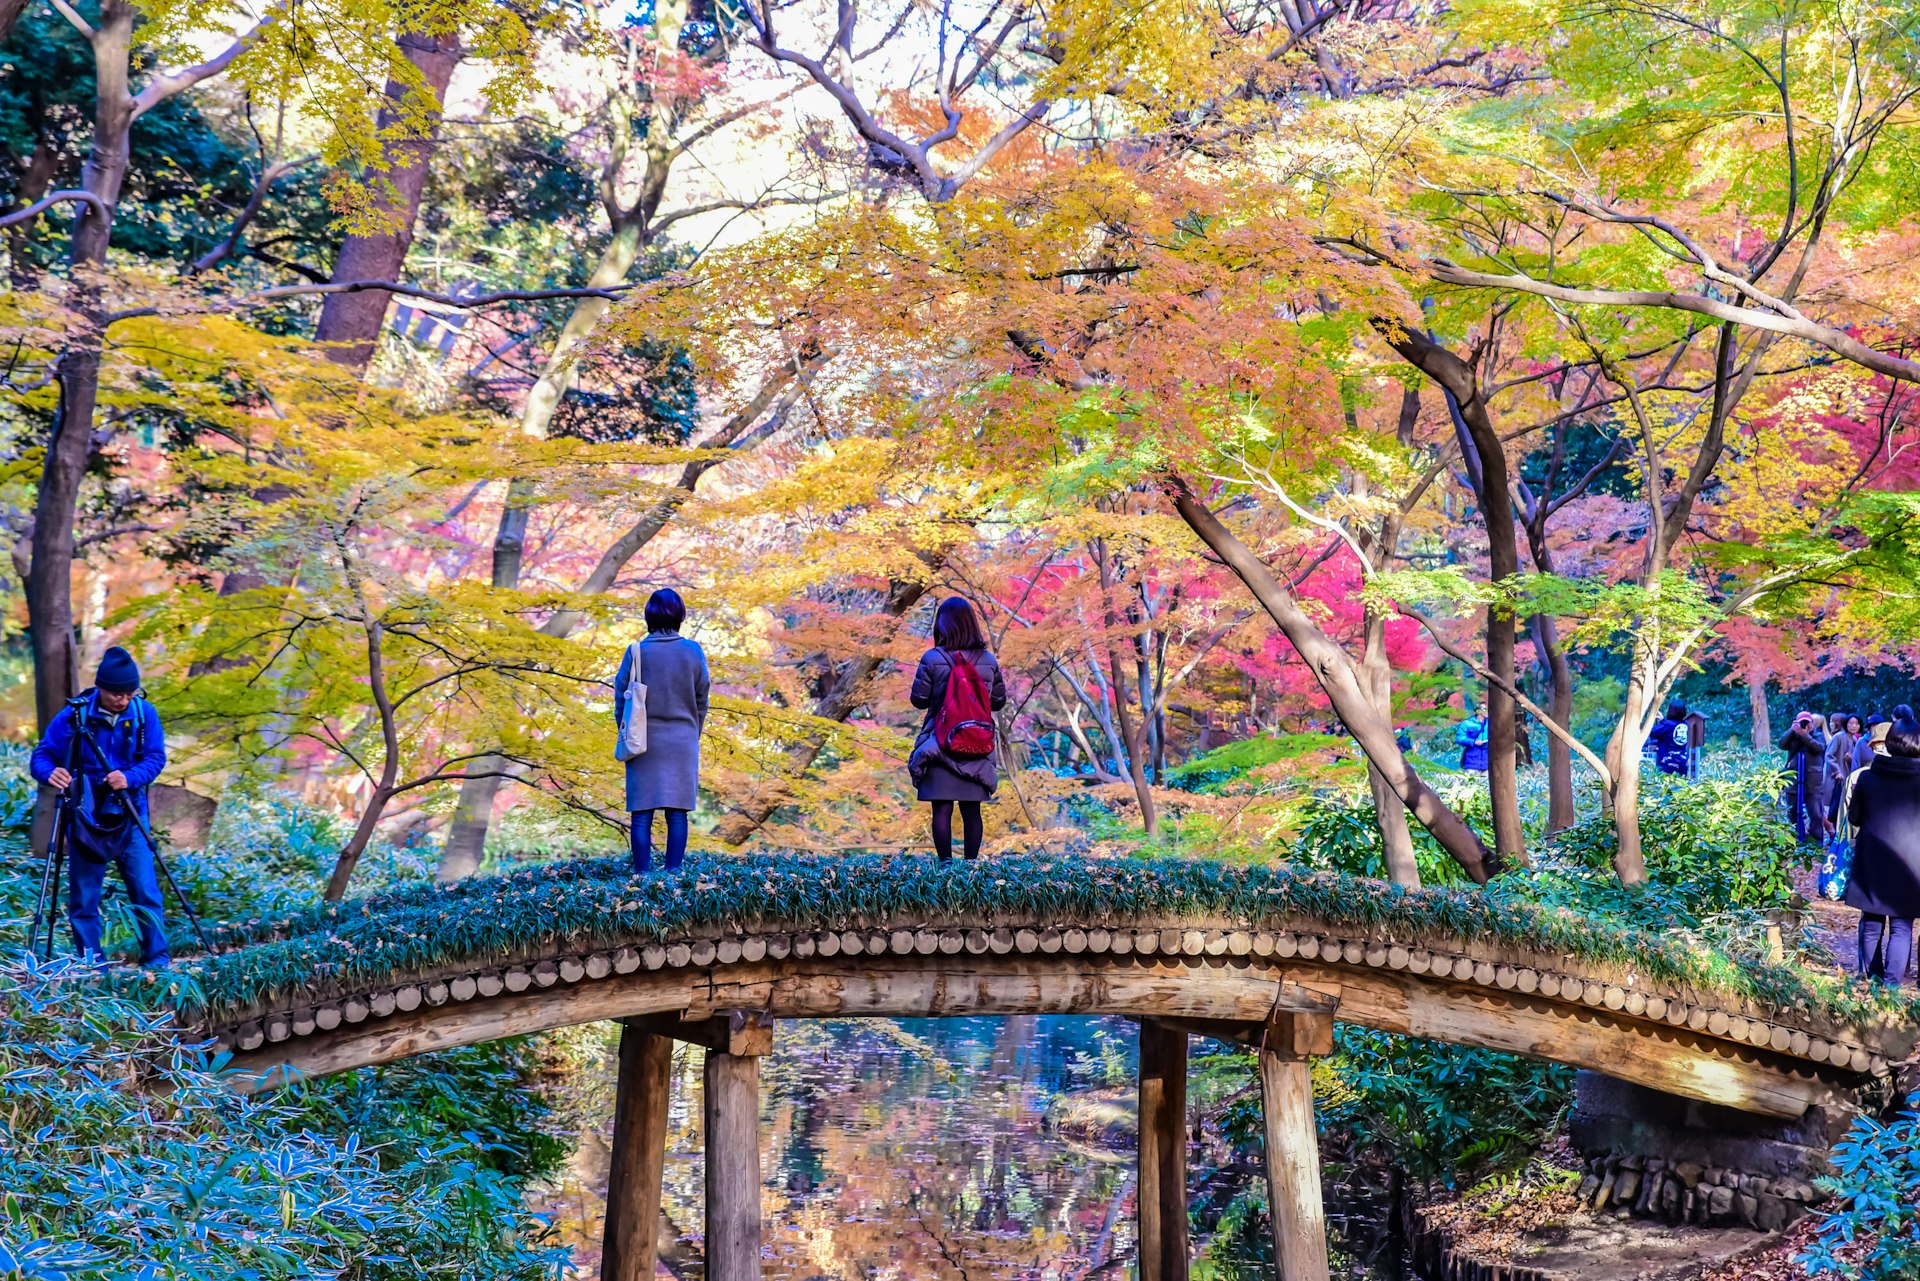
[179,854,1919,1281]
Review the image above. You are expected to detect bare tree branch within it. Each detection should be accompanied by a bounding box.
[0,189,110,230]
[1426,260,1920,384]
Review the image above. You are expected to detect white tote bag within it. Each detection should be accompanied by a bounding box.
[615,641,648,760]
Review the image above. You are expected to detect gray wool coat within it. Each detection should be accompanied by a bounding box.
[614,633,710,812]
[908,647,1008,802]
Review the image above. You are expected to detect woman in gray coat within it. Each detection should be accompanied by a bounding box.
[908,597,1007,860]
[614,589,710,872]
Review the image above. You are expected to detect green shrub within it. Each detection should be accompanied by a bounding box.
[1800,1092,1920,1280]
[287,1037,574,1183]
[1543,767,1804,914]
[0,956,571,1280]
[1316,1027,1574,1187]
[1166,733,1363,794]
[1206,1027,1574,1190]
[1293,790,1475,887]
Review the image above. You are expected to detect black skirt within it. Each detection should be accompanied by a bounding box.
[916,759,994,803]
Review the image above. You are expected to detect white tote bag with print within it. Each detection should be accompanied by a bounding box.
[616,641,648,760]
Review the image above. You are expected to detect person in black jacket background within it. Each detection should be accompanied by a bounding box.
[1844,716,1920,986]
[1645,700,1691,776]
[1780,712,1826,844]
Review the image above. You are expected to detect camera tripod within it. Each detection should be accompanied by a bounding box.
[27,695,215,963]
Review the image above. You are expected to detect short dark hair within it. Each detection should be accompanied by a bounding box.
[1666,699,1687,721]
[644,588,686,634]
[932,596,986,650]
[1886,717,1920,758]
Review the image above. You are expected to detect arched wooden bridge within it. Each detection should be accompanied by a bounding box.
[183,855,1918,1281]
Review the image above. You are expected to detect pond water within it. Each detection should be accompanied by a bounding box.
[533,1015,1404,1280]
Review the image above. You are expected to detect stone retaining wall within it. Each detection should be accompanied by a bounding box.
[1567,1071,1856,1231]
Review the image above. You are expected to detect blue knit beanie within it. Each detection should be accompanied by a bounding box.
[95,646,140,694]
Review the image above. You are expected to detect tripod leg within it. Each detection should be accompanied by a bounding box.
[150,841,214,957]
[44,829,67,963]
[132,809,214,957]
[29,801,58,962]
[35,806,69,963]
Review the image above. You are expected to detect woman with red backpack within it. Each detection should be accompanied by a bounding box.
[908,597,1008,860]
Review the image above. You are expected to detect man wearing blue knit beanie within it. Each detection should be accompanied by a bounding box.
[30,646,171,967]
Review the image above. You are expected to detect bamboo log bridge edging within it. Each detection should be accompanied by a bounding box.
[203,916,1907,1119]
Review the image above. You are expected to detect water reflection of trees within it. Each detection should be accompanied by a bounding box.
[532,1016,1148,1280]
[528,1017,1405,1281]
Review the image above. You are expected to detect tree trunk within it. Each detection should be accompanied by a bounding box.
[1749,679,1771,753]
[28,3,136,851]
[437,223,649,879]
[325,609,401,900]
[1605,672,1650,885]
[0,0,27,50]
[1108,645,1159,836]
[489,218,646,587]
[1390,334,1528,867]
[1462,445,1525,865]
[1531,613,1576,832]
[313,30,462,368]
[1169,484,1497,883]
[1093,535,1157,836]
[1363,607,1419,888]
[325,782,393,900]
[31,0,134,727]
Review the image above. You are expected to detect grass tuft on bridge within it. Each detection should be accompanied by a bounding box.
[142,852,1920,1031]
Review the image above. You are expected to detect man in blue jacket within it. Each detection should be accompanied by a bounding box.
[30,646,170,967]
[1454,708,1490,772]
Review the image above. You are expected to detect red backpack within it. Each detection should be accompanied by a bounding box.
[934,651,996,759]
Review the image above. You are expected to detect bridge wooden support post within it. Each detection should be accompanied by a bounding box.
[703,1012,773,1281]
[1259,1011,1335,1281]
[1138,1017,1190,1281]
[602,1021,673,1281]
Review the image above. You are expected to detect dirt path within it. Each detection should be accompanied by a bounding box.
[1793,864,1920,983]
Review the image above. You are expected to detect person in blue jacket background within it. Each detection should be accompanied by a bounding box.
[1454,707,1490,772]
[29,646,170,967]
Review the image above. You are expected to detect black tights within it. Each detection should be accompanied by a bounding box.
[930,801,983,860]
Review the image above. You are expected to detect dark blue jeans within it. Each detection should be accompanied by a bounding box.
[69,825,169,966]
[1860,915,1914,985]
[631,809,688,873]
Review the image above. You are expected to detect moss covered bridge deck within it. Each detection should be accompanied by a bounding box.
[183,853,1915,1118]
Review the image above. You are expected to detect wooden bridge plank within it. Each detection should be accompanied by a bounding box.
[218,954,1847,1118]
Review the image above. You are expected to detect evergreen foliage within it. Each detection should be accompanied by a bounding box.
[1317,1027,1574,1187]
[1801,1092,1920,1280]
[0,956,571,1280]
